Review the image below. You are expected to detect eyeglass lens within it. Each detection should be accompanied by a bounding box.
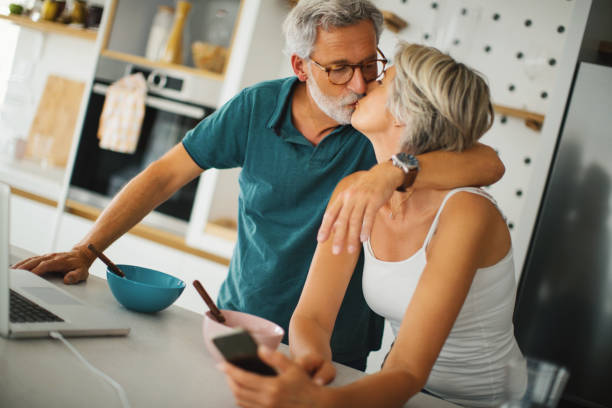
[329,60,386,85]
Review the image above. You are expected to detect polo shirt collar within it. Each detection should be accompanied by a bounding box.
[266,76,300,132]
[266,76,351,145]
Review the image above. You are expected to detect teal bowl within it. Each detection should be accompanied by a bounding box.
[106,264,185,313]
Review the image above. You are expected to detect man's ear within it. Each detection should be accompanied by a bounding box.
[291,55,309,82]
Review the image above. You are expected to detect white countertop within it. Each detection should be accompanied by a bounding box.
[1,247,457,408]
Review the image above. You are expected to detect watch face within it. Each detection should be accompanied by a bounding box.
[395,152,419,169]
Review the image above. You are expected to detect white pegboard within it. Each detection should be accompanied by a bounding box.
[375,0,575,244]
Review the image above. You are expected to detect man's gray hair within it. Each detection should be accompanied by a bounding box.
[283,0,384,58]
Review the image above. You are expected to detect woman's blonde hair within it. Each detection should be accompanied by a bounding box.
[388,43,494,154]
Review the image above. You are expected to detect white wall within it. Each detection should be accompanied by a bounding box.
[0,22,26,153]
[374,0,575,260]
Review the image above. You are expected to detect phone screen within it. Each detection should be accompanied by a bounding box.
[212,328,277,376]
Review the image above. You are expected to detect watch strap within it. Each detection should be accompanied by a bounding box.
[390,153,419,192]
[398,167,418,192]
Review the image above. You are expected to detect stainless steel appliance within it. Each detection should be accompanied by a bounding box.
[515,62,612,408]
[69,57,215,233]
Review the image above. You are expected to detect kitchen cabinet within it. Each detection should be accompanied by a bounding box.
[58,0,291,261]
[0,15,101,260]
[3,0,292,261]
[100,0,242,81]
[74,0,291,260]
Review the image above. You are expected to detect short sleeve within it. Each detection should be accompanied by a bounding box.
[182,89,251,170]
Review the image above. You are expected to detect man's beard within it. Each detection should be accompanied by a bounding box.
[306,72,363,125]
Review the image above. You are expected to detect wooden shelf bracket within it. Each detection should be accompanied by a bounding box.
[493,104,545,131]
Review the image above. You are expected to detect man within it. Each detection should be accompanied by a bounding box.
[15,0,503,371]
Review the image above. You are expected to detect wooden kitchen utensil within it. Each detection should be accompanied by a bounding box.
[193,280,225,323]
[25,75,85,167]
[161,0,192,65]
[381,10,408,33]
[87,244,126,278]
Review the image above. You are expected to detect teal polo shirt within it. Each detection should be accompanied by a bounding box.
[182,77,383,362]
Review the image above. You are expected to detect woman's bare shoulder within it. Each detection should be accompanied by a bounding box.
[435,190,510,263]
[431,190,507,249]
[441,190,501,221]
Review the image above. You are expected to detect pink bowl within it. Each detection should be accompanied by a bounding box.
[203,309,285,362]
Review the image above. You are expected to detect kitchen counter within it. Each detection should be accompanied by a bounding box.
[1,246,456,408]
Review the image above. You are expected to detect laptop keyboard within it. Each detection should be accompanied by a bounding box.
[9,289,64,323]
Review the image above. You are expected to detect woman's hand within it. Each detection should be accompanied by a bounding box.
[220,347,329,408]
[294,352,336,385]
[317,162,404,254]
[12,245,93,284]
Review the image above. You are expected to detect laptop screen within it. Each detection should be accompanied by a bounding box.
[0,182,11,336]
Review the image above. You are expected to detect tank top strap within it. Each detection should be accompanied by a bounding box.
[422,187,499,249]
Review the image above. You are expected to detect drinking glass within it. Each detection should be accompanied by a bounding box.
[501,357,570,408]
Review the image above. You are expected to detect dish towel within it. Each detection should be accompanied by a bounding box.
[97,73,147,154]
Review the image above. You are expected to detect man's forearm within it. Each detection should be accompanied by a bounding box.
[74,151,201,260]
[414,143,504,189]
[74,162,181,259]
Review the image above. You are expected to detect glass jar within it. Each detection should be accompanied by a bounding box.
[40,0,59,21]
[70,0,87,26]
[208,8,232,47]
[145,6,175,61]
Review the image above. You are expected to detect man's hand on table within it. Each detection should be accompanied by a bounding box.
[12,245,93,284]
[317,161,405,254]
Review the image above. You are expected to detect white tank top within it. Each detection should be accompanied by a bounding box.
[363,188,525,407]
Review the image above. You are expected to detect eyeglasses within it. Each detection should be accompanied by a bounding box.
[309,48,388,85]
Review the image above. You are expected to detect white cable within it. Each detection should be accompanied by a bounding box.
[49,331,132,408]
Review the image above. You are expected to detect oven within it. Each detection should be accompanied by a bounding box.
[69,57,217,234]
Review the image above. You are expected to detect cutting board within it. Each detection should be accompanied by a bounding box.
[25,75,86,167]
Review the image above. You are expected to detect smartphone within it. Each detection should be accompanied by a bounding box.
[212,328,277,376]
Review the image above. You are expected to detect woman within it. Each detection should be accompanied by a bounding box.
[219,43,526,408]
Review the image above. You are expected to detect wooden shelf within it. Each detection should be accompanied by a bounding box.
[100,49,225,82]
[204,218,238,242]
[381,10,408,33]
[64,199,231,265]
[493,103,545,131]
[0,13,97,41]
[9,187,232,265]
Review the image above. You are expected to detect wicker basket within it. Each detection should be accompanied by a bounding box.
[191,41,228,74]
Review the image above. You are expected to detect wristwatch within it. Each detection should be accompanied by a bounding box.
[390,152,419,192]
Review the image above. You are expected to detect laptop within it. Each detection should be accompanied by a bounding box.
[0,183,130,338]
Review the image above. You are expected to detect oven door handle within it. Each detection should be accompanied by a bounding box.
[92,83,206,119]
